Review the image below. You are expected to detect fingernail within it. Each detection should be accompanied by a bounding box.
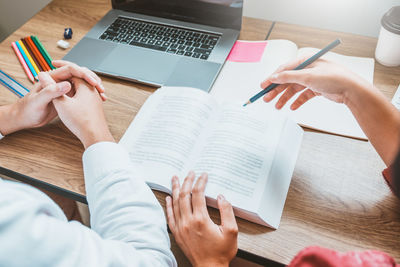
[188,170,195,177]
[100,93,107,100]
[218,194,225,200]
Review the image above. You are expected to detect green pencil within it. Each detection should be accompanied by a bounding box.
[31,36,55,70]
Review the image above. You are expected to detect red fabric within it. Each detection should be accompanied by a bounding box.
[288,246,399,267]
[383,166,398,198]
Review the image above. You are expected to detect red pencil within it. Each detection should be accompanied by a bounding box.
[11,42,35,83]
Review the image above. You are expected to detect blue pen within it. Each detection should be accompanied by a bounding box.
[243,39,342,106]
[0,69,30,98]
[15,41,38,79]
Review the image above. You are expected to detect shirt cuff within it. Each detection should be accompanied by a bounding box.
[82,142,132,188]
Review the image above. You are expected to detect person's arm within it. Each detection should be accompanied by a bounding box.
[166,172,238,267]
[261,58,400,166]
[52,77,177,266]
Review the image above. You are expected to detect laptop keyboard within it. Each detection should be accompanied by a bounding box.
[99,17,221,60]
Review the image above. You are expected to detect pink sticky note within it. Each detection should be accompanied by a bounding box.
[227,41,268,62]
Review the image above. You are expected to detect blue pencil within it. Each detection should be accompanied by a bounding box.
[15,41,38,79]
[243,39,342,106]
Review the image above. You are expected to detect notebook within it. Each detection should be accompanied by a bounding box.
[211,40,375,140]
[120,86,303,228]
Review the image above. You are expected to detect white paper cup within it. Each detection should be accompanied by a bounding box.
[375,6,400,67]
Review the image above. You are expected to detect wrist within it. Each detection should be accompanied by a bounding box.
[343,78,373,109]
[0,103,24,135]
[80,128,115,149]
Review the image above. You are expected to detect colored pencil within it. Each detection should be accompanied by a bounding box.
[15,41,38,79]
[243,39,342,106]
[25,37,50,71]
[0,69,30,98]
[27,36,51,71]
[11,42,35,83]
[21,38,43,72]
[18,40,40,75]
[31,36,55,70]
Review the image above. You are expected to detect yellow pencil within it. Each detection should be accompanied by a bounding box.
[18,40,40,75]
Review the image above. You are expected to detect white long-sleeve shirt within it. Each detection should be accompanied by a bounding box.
[0,142,177,267]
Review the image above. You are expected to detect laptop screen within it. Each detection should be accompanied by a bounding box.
[112,0,243,30]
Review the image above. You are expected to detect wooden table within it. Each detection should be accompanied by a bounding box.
[1,0,400,265]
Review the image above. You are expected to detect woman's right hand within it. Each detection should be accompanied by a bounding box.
[260,57,368,110]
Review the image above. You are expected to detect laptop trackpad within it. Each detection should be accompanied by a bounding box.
[97,46,179,85]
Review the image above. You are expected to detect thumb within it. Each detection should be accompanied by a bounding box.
[37,81,72,106]
[217,195,238,235]
[268,69,312,86]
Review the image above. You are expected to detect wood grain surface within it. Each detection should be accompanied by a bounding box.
[0,0,399,264]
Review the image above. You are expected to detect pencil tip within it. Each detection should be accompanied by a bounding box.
[243,100,251,107]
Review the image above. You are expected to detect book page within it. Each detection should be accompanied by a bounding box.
[119,87,218,190]
[190,104,285,212]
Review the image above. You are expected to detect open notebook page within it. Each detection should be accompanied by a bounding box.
[210,40,372,140]
[119,87,219,191]
[190,103,285,212]
[265,48,373,140]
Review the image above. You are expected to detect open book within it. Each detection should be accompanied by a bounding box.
[120,86,303,228]
[211,40,375,140]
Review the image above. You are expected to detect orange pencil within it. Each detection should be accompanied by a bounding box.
[25,37,51,71]
[11,42,35,83]
[21,38,43,72]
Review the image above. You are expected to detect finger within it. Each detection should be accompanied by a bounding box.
[166,196,177,234]
[171,176,182,222]
[37,72,56,91]
[217,195,238,235]
[275,84,305,109]
[260,57,309,88]
[262,83,288,102]
[37,81,72,106]
[192,173,209,217]
[269,69,313,86]
[49,63,105,93]
[290,89,317,110]
[179,171,195,219]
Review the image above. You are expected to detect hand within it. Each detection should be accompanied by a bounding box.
[0,76,72,135]
[261,57,367,110]
[52,77,114,149]
[0,61,106,136]
[51,60,107,101]
[166,172,238,267]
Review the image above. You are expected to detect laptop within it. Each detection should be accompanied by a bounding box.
[63,0,243,91]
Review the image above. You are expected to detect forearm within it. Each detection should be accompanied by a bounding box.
[83,142,177,266]
[345,79,400,166]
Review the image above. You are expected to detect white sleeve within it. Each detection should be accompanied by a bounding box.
[0,142,176,267]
